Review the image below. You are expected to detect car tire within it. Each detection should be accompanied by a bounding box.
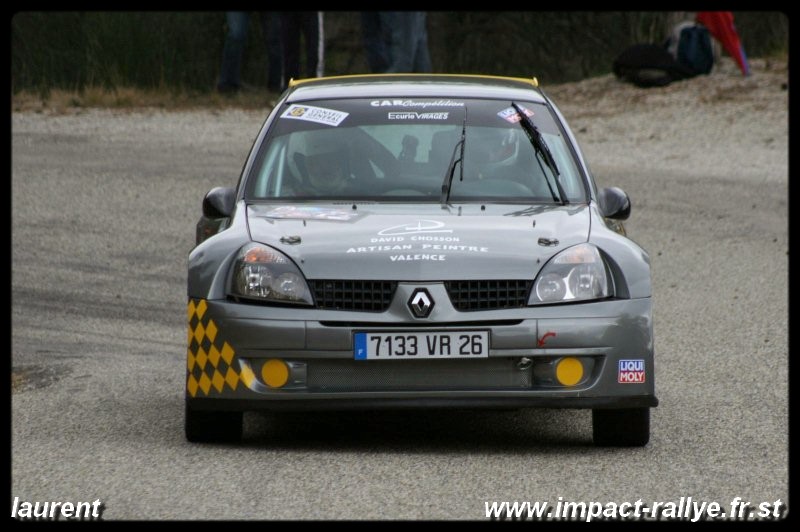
[592,408,650,447]
[185,403,243,443]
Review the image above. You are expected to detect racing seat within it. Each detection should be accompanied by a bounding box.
[428,129,459,175]
[293,152,309,179]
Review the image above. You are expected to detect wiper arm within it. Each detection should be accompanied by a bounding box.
[511,102,567,205]
[440,110,467,205]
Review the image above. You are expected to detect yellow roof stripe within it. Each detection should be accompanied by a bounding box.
[288,73,539,89]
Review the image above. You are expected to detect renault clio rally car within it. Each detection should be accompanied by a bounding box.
[186,74,657,446]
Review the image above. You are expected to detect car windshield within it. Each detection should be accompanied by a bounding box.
[245,97,587,203]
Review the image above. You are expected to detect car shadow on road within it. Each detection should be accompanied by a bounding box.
[240,409,593,453]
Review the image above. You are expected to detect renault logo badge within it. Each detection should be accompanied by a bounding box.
[408,288,434,318]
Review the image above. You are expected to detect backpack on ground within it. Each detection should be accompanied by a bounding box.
[666,21,714,76]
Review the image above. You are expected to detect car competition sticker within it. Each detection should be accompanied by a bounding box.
[369,99,464,108]
[281,104,349,126]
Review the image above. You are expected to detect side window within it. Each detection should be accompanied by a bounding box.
[249,137,295,198]
[250,134,318,199]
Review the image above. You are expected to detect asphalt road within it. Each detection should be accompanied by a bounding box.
[11,107,788,521]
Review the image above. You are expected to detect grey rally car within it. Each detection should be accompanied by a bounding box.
[186,74,657,446]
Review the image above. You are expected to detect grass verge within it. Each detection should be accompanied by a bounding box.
[12,86,282,114]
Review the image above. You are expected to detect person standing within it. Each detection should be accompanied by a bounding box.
[280,12,324,87]
[217,12,284,94]
[382,11,432,73]
[360,11,390,73]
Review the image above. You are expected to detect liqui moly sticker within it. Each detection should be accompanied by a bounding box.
[281,104,349,126]
[498,105,534,123]
[618,359,646,383]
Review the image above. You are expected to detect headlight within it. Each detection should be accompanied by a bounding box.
[529,243,611,304]
[230,243,313,305]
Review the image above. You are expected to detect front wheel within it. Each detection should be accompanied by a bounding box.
[185,403,243,443]
[592,408,650,447]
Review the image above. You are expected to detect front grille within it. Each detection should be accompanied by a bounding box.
[445,280,533,311]
[310,280,397,312]
[307,358,531,391]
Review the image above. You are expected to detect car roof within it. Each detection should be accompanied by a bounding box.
[285,73,549,104]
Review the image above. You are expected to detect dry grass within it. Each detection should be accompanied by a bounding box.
[11,85,281,114]
[11,371,27,392]
[11,52,787,116]
[547,55,788,120]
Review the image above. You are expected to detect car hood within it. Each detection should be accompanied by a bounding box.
[246,203,592,280]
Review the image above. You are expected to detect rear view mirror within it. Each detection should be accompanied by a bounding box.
[202,186,236,218]
[598,187,631,220]
[196,187,236,245]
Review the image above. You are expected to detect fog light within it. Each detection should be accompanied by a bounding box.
[262,359,289,388]
[555,357,584,386]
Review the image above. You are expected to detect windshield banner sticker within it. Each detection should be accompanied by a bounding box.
[388,111,450,120]
[498,105,534,123]
[370,99,464,108]
[345,220,489,261]
[281,104,349,127]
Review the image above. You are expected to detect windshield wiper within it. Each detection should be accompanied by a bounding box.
[511,102,567,205]
[440,110,467,205]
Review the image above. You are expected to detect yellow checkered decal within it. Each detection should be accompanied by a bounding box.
[186,298,256,398]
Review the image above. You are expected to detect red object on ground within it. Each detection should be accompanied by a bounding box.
[696,11,750,76]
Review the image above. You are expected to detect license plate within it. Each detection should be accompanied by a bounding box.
[354,331,489,360]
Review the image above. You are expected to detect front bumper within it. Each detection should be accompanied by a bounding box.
[186,288,657,411]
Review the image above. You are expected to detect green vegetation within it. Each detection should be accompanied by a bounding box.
[12,11,787,103]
